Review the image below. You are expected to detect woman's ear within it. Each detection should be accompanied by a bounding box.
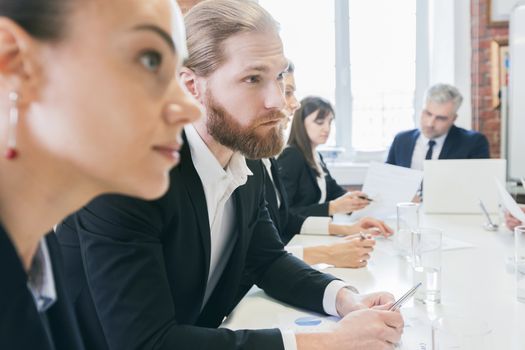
[180,67,204,101]
[0,18,41,103]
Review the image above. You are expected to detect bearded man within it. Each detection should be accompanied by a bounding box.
[55,1,403,350]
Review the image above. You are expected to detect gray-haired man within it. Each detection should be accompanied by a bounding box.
[387,83,490,170]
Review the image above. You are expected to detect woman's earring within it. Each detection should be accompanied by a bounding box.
[5,92,19,160]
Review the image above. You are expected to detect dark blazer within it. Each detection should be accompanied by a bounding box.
[277,145,346,217]
[55,135,338,350]
[386,125,490,168]
[0,225,85,350]
[262,158,306,244]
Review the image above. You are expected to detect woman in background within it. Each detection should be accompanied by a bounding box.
[0,0,200,349]
[279,96,371,217]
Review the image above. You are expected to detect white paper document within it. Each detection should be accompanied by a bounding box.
[374,235,474,257]
[495,179,525,223]
[350,162,423,220]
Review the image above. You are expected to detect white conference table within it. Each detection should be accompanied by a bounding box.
[221,213,525,349]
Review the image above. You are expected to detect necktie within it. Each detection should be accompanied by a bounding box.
[425,140,436,160]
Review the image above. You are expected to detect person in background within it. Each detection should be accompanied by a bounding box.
[55,1,404,349]
[0,0,200,349]
[263,62,392,268]
[278,96,371,218]
[386,83,490,170]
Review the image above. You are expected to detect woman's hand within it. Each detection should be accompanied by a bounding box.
[328,217,393,237]
[329,191,371,215]
[304,237,375,268]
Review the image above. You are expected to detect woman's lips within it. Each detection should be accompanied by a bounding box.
[153,144,181,163]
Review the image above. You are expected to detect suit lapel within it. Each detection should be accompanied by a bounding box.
[439,125,458,159]
[270,158,290,230]
[264,159,282,232]
[306,155,322,200]
[179,133,211,282]
[197,188,248,327]
[407,129,420,167]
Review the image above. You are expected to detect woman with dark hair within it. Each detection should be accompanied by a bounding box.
[278,96,370,217]
[0,0,200,349]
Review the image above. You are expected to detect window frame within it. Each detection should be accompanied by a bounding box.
[332,0,428,162]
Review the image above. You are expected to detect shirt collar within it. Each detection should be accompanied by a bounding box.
[27,238,57,312]
[185,124,252,188]
[419,130,448,147]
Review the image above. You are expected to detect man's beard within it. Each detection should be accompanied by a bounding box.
[205,91,286,159]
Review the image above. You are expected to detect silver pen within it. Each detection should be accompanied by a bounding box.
[388,282,422,311]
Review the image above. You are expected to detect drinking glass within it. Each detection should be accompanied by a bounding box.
[411,227,442,304]
[396,202,420,258]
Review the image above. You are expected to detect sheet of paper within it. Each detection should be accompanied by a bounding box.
[350,162,423,220]
[374,235,474,257]
[274,308,432,349]
[495,179,525,223]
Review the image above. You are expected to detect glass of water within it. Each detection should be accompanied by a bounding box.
[515,225,525,303]
[432,316,492,349]
[411,227,442,304]
[396,202,420,258]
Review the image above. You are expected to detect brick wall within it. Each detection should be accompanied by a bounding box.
[471,0,509,158]
[177,0,203,14]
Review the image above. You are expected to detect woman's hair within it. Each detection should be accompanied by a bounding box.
[288,96,335,176]
[0,0,73,41]
[184,0,279,77]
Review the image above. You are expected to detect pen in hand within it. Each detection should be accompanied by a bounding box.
[388,282,422,311]
[357,195,373,202]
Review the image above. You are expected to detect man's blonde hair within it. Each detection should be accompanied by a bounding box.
[184,0,279,76]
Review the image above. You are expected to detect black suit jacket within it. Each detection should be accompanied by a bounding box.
[0,224,85,350]
[55,135,338,350]
[262,158,306,244]
[386,125,490,168]
[277,145,346,217]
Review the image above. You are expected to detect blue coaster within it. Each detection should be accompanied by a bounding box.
[294,316,322,326]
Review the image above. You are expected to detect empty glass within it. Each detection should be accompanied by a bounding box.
[411,227,442,304]
[396,202,420,258]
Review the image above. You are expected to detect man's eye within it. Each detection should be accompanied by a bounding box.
[245,76,261,83]
[139,51,162,72]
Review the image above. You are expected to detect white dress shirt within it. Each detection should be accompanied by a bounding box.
[410,131,448,170]
[27,239,57,312]
[186,125,252,306]
[186,126,347,350]
[262,158,282,208]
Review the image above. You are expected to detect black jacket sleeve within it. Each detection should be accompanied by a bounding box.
[242,163,339,312]
[67,195,284,350]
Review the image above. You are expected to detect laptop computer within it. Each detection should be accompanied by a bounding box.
[423,159,507,214]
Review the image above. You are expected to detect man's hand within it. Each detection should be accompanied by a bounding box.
[336,288,395,317]
[296,307,404,350]
[332,306,403,349]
